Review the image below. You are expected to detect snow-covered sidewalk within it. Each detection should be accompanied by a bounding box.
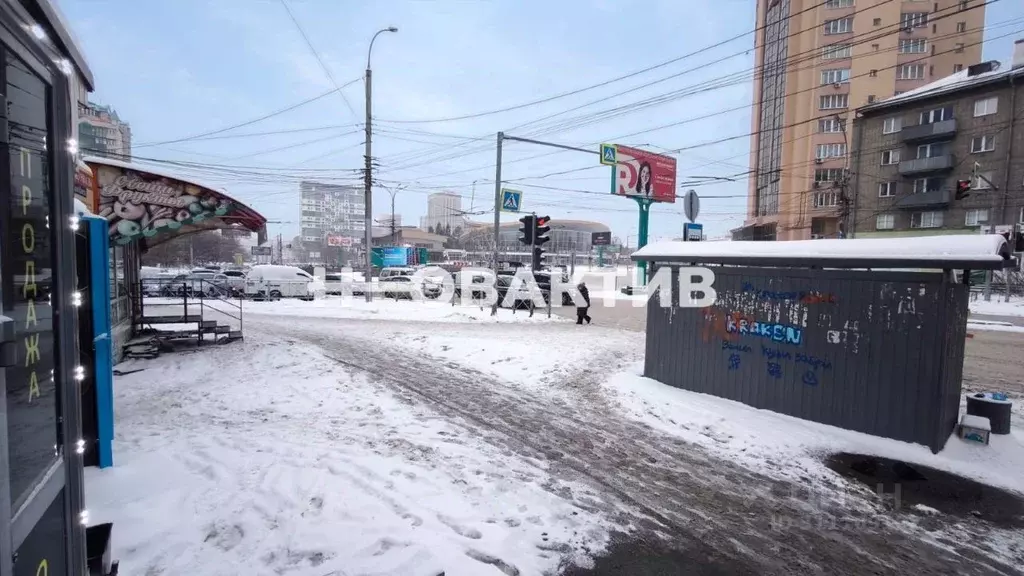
[246,296,568,324]
[87,334,612,575]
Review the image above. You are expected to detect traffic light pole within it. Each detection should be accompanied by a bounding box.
[490,132,599,316]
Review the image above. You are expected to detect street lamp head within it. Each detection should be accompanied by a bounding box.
[387,26,398,32]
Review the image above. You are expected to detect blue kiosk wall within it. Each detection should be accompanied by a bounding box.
[74,207,114,468]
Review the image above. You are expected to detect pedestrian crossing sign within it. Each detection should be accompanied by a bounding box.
[599,143,617,166]
[501,188,522,212]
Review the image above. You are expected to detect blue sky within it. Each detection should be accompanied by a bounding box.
[59,0,1022,243]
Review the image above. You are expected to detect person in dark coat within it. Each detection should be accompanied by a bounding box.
[576,282,591,325]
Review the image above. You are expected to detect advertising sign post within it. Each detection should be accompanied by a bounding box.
[604,144,678,285]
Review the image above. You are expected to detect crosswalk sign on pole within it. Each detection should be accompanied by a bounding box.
[599,143,617,166]
[501,188,522,212]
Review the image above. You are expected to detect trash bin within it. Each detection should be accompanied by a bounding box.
[966,393,1012,435]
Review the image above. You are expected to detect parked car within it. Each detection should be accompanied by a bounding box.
[379,266,416,280]
[324,271,366,295]
[380,276,442,300]
[220,270,246,295]
[245,264,325,300]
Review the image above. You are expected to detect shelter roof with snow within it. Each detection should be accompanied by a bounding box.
[84,156,268,247]
[632,235,1014,270]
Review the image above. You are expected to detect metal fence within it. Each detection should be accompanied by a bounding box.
[644,265,968,453]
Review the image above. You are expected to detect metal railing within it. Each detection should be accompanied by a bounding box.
[137,277,244,344]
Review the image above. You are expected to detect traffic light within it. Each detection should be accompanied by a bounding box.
[532,216,551,270]
[518,215,535,245]
[955,179,971,200]
[534,216,551,246]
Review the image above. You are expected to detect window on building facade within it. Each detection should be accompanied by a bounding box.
[916,142,947,159]
[953,64,964,73]
[820,68,851,84]
[956,21,967,32]
[974,96,998,117]
[879,182,896,197]
[881,149,901,165]
[819,118,844,133]
[919,106,953,124]
[897,64,926,80]
[974,170,995,189]
[815,168,844,182]
[965,209,989,226]
[901,12,928,28]
[912,177,944,193]
[882,117,902,133]
[876,213,895,230]
[869,69,877,77]
[971,135,996,153]
[899,38,927,53]
[819,93,849,109]
[911,211,944,228]
[958,0,969,10]
[824,18,853,34]
[816,143,846,159]
[824,0,854,7]
[822,43,852,59]
[813,191,840,208]
[955,43,965,53]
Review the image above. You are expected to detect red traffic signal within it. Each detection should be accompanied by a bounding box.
[534,215,551,246]
[955,179,971,200]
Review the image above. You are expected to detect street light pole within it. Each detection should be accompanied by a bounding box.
[364,26,398,302]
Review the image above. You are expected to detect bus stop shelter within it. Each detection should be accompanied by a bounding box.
[632,235,1015,453]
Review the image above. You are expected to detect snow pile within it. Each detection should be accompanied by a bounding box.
[246,296,567,324]
[382,322,640,393]
[86,335,613,575]
[605,364,1024,495]
[634,234,1010,263]
[970,297,1024,318]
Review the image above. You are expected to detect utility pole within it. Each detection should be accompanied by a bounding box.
[490,132,504,315]
[364,27,398,302]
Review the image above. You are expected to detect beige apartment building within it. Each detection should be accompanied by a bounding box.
[735,0,985,241]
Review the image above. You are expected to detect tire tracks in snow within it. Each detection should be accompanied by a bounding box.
[249,315,1020,576]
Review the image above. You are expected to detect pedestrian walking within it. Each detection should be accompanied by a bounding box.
[576,281,591,325]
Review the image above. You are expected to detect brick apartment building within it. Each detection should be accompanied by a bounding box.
[735,0,986,241]
[849,43,1024,238]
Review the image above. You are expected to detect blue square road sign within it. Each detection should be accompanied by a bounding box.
[501,188,522,212]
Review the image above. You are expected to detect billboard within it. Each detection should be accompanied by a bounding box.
[251,246,273,256]
[591,231,611,246]
[611,145,677,203]
[326,234,353,247]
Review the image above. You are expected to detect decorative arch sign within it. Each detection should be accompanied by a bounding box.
[88,163,235,245]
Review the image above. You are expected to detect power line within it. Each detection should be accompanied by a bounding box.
[374,1,837,124]
[278,0,358,117]
[129,78,362,150]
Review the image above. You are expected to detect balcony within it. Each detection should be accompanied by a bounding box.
[899,119,957,143]
[894,189,951,210]
[898,154,955,175]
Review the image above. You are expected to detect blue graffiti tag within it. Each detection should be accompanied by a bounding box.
[795,353,833,371]
[728,354,741,371]
[802,370,819,387]
[767,362,783,379]
[761,345,792,361]
[727,316,803,345]
[722,340,752,353]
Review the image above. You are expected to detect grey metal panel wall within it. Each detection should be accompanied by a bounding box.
[644,266,964,453]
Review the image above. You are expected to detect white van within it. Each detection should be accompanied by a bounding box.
[245,265,325,300]
[379,266,416,280]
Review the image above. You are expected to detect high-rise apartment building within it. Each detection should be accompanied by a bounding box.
[299,181,365,261]
[79,101,131,159]
[736,0,985,241]
[420,191,464,235]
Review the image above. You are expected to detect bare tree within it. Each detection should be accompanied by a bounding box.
[143,231,244,267]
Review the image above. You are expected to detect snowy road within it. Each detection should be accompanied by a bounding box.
[247,314,1021,575]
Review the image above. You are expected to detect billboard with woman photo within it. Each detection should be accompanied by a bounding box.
[611,145,678,204]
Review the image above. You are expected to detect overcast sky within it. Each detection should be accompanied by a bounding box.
[59,0,1022,243]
